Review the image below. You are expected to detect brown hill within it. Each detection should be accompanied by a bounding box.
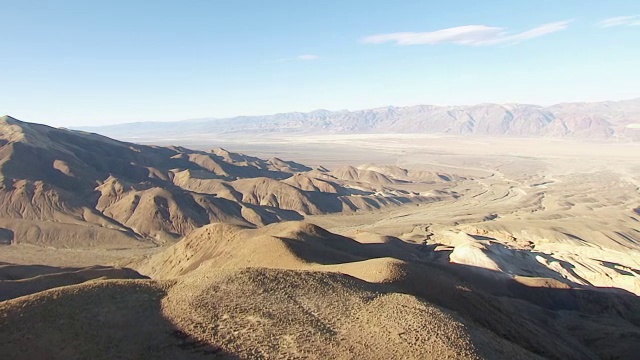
[0,280,226,360]
[136,221,640,359]
[3,221,640,358]
[331,165,397,185]
[0,262,146,301]
[0,116,430,247]
[0,269,539,359]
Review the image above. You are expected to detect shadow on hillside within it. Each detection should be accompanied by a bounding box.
[395,260,640,360]
[0,263,148,301]
[278,228,640,359]
[0,227,13,245]
[598,259,640,276]
[466,235,595,288]
[0,280,240,359]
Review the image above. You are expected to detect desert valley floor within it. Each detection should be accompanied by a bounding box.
[1,124,640,359]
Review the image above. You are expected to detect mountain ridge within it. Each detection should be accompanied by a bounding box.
[0,116,450,248]
[69,98,640,141]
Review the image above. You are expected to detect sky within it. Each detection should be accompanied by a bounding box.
[1,0,639,127]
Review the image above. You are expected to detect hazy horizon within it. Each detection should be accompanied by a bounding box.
[5,96,640,129]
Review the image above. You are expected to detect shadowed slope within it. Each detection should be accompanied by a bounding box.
[0,262,147,301]
[0,116,432,247]
[0,280,235,359]
[138,221,640,359]
[162,267,540,359]
[2,220,638,359]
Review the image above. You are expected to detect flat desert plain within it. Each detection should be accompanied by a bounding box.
[194,134,640,293]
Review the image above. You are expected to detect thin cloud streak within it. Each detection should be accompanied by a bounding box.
[597,15,640,28]
[266,54,320,64]
[297,54,320,60]
[362,20,573,46]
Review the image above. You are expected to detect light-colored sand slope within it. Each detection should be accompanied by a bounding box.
[442,228,640,296]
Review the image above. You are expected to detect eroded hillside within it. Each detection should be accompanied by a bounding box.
[0,116,453,247]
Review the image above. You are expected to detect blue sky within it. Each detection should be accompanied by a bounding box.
[1,0,639,126]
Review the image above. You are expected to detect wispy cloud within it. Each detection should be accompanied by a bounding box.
[362,20,572,46]
[597,15,640,28]
[266,54,320,64]
[297,54,319,60]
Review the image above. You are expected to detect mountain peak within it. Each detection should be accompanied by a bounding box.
[0,115,20,125]
[0,116,29,143]
[0,115,57,145]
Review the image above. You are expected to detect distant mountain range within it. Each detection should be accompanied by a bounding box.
[76,98,640,141]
